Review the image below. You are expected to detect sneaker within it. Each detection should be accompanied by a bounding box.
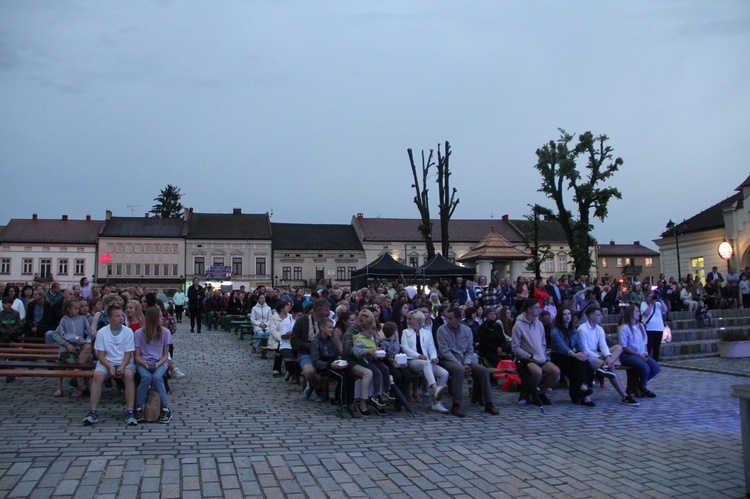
[622,395,640,406]
[159,408,173,424]
[374,405,388,416]
[383,390,396,402]
[83,410,98,425]
[370,395,385,409]
[171,367,186,379]
[433,384,448,402]
[135,407,145,422]
[640,388,656,398]
[596,365,616,380]
[71,387,85,399]
[315,393,325,403]
[303,384,314,400]
[431,402,449,414]
[53,389,63,397]
[126,410,138,426]
[284,372,291,382]
[538,392,552,406]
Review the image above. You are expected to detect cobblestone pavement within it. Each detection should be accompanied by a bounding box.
[0,321,746,498]
[662,355,750,378]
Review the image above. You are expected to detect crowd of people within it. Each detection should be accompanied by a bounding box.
[0,279,182,426]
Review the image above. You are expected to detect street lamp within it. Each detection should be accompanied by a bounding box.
[666,220,681,282]
[718,240,733,273]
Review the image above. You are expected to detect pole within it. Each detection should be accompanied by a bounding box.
[674,233,681,283]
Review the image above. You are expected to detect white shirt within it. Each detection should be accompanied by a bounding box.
[94,325,135,366]
[576,321,611,359]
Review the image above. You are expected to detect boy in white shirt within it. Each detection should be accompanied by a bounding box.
[83,305,138,426]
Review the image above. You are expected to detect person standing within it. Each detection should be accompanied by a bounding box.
[186,278,205,333]
[172,287,186,323]
[639,291,667,362]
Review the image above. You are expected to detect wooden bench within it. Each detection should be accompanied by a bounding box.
[1,343,94,380]
[247,336,269,358]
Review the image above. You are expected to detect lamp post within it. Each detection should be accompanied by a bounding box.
[718,240,733,273]
[666,220,681,282]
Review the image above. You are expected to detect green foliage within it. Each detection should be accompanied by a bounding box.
[534,129,622,277]
[150,184,184,219]
[522,204,554,280]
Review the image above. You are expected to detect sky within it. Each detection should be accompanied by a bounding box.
[1,1,749,249]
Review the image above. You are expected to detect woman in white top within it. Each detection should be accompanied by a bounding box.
[400,309,449,414]
[268,300,294,377]
[618,305,660,398]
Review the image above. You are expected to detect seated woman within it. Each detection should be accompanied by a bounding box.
[549,307,595,407]
[134,306,173,423]
[52,299,93,398]
[680,285,698,312]
[269,300,293,377]
[618,305,660,398]
[401,309,449,413]
[24,288,52,339]
[125,300,145,333]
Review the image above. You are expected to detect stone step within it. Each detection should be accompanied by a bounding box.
[601,316,750,334]
[600,307,750,324]
[660,352,721,362]
[659,339,719,358]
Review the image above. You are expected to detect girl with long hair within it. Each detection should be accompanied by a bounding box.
[134,306,173,423]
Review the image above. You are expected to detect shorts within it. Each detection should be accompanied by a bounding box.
[298,354,313,368]
[95,360,136,378]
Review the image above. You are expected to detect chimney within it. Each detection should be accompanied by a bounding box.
[144,213,149,218]
[105,210,112,221]
[634,241,640,245]
[85,215,91,221]
[32,214,37,220]
[62,214,68,221]
[502,214,509,222]
[356,213,363,219]
[610,240,615,245]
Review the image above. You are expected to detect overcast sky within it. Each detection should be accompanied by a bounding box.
[2,1,749,249]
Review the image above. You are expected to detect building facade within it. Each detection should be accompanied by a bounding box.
[0,214,104,288]
[594,240,661,283]
[185,209,272,289]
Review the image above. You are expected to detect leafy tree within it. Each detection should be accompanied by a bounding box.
[534,129,622,278]
[522,204,554,280]
[436,141,459,257]
[150,184,184,218]
[408,148,437,262]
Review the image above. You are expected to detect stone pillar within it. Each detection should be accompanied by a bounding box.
[732,384,750,498]
[476,260,492,282]
[497,261,507,280]
[510,261,523,282]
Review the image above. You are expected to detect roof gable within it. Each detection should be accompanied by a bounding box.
[188,212,271,239]
[597,242,660,257]
[100,217,187,238]
[272,223,363,251]
[0,218,104,244]
[661,191,743,237]
[352,216,530,243]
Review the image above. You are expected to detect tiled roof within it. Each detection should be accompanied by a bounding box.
[458,231,531,262]
[352,216,532,243]
[100,217,187,238]
[0,218,104,244]
[188,212,271,239]
[661,192,743,237]
[272,223,363,251]
[597,242,660,257]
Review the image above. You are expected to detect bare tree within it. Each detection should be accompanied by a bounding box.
[408,148,436,261]
[436,141,459,257]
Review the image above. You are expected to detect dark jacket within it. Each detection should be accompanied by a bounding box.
[187,285,205,310]
[24,301,52,338]
[311,334,339,371]
[290,313,316,354]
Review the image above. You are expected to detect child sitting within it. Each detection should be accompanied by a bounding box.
[379,321,411,410]
[0,296,22,344]
[134,306,173,424]
[83,304,137,426]
[51,299,92,398]
[695,299,714,328]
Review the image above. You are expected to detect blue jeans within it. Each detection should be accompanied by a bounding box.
[253,329,269,350]
[619,352,661,389]
[136,364,169,407]
[44,330,55,344]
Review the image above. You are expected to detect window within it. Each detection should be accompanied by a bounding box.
[115,263,122,276]
[116,243,123,253]
[107,243,114,253]
[337,267,346,280]
[558,256,567,273]
[135,243,142,253]
[0,258,9,274]
[294,267,302,280]
[153,244,160,254]
[163,264,169,276]
[74,259,85,275]
[135,263,141,276]
[409,257,419,268]
[545,258,554,273]
[153,264,160,276]
[40,259,52,279]
[125,264,132,276]
[616,258,624,267]
[232,258,242,276]
[194,257,204,275]
[601,258,608,268]
[256,257,266,275]
[283,267,291,280]
[107,264,113,276]
[125,243,132,253]
[348,267,356,279]
[172,244,178,254]
[58,259,68,275]
[691,257,705,282]
[144,244,151,254]
[22,258,33,274]
[144,264,150,276]
[213,257,224,267]
[172,264,178,276]
[162,244,169,254]
[645,257,654,268]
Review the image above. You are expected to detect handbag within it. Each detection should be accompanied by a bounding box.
[661,324,672,344]
[144,388,161,423]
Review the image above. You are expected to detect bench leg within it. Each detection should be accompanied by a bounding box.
[625,369,640,397]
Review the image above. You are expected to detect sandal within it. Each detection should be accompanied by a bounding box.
[272,370,281,377]
[53,389,63,397]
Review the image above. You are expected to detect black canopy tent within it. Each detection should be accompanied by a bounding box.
[350,252,416,290]
[417,254,476,280]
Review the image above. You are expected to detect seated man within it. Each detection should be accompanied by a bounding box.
[204,288,225,331]
[511,299,560,405]
[83,304,138,426]
[437,307,498,417]
[291,299,330,401]
[577,305,639,406]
